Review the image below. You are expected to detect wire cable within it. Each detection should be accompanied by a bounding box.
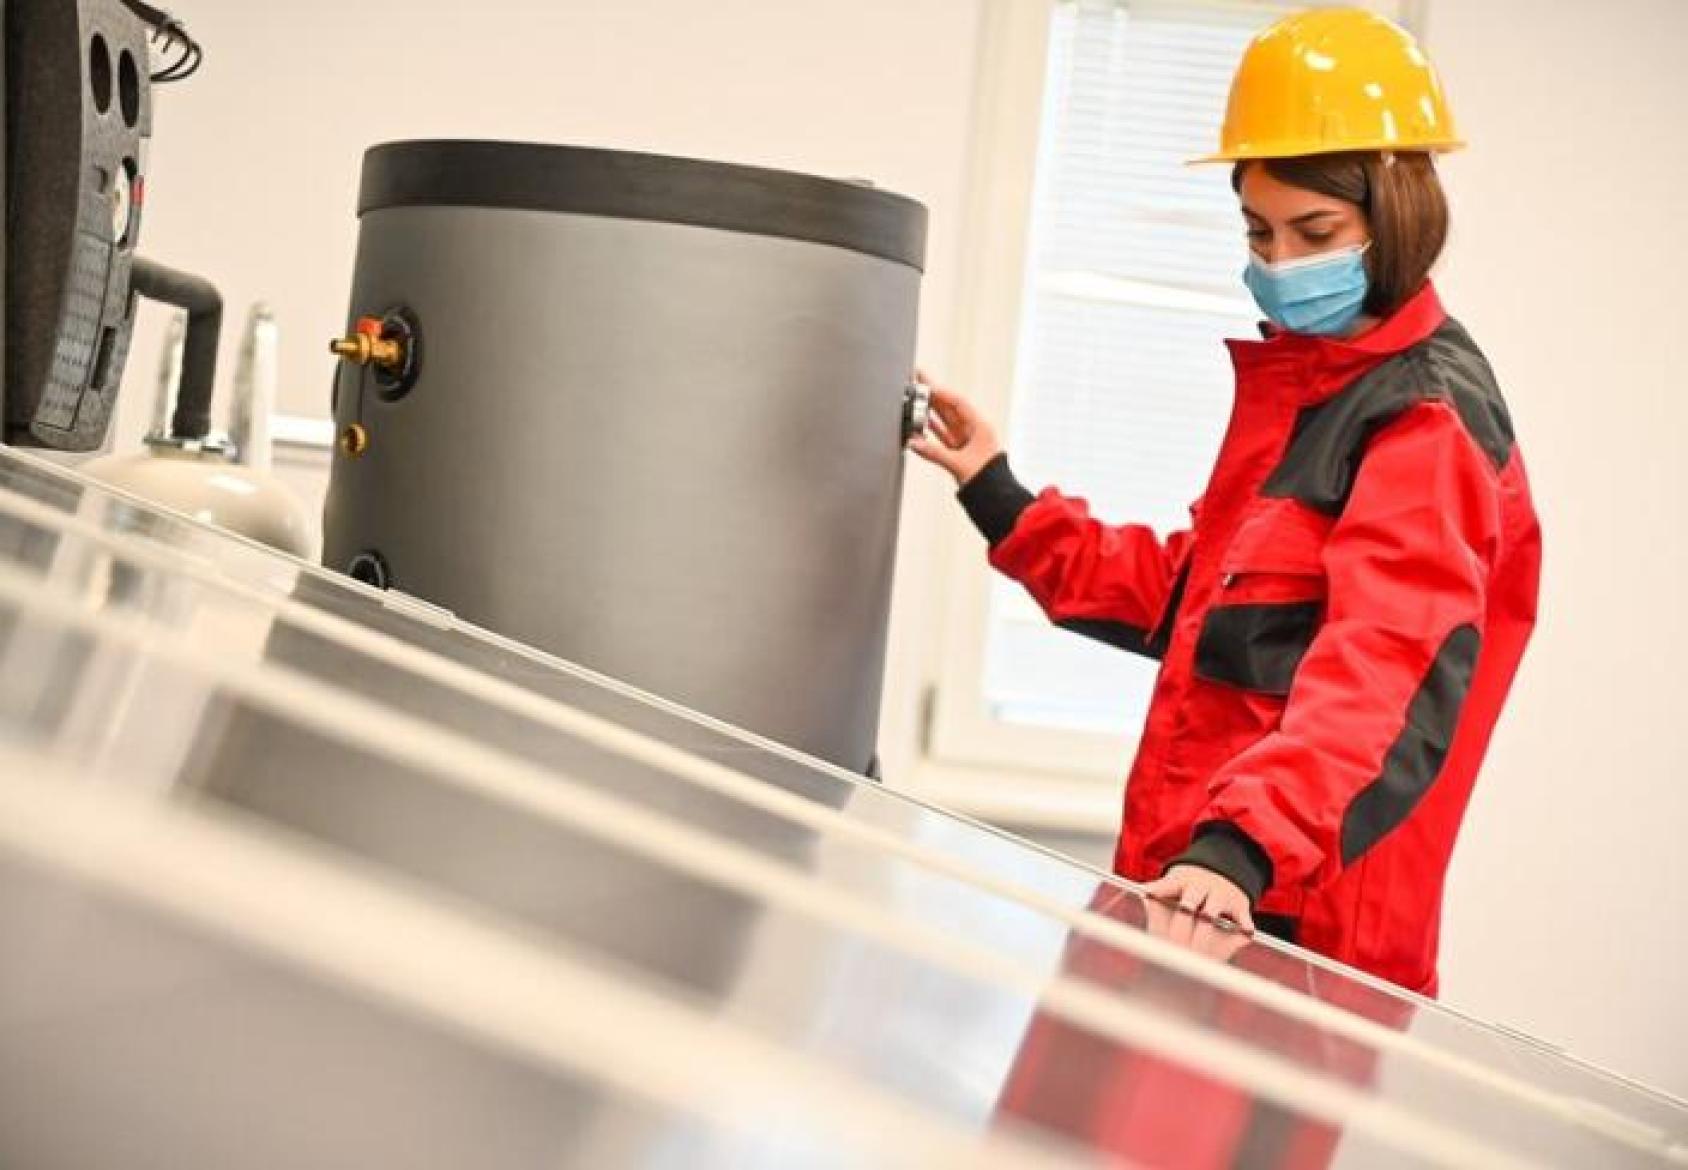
[117,0,204,83]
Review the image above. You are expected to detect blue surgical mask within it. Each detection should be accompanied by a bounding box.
[1242,242,1371,337]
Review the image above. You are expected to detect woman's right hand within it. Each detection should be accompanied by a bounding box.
[908,369,1004,487]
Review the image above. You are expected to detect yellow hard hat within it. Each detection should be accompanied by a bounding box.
[1193,7,1464,164]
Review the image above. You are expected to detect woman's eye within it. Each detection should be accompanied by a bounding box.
[1245,228,1270,241]
[1302,232,1335,244]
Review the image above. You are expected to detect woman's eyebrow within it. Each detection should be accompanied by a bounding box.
[1288,209,1342,225]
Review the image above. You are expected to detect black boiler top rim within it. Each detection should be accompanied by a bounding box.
[357,139,929,271]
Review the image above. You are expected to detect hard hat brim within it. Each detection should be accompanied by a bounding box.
[1185,137,1467,166]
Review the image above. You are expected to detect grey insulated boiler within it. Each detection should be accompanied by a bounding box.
[322,141,929,774]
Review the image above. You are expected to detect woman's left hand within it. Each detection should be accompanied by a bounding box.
[1142,865,1255,936]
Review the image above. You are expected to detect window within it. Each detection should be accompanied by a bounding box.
[925,0,1408,797]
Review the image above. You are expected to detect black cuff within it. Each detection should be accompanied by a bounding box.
[956,453,1034,546]
[1167,823,1273,907]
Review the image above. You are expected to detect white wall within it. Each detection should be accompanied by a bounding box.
[117,0,1688,1098]
[1426,0,1688,1099]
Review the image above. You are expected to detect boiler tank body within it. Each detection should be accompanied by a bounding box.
[322,140,928,774]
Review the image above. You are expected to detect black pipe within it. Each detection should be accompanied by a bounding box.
[129,257,222,440]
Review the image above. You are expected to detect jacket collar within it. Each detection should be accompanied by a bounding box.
[1227,282,1448,404]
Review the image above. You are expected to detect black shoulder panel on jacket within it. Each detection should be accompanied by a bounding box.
[1262,318,1516,516]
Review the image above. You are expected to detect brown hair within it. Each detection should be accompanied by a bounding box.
[1231,151,1449,318]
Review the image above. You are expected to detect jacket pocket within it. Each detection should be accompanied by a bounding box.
[1196,502,1332,695]
[1194,602,1324,695]
[1215,499,1331,603]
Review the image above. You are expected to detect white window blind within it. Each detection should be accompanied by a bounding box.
[980,0,1325,736]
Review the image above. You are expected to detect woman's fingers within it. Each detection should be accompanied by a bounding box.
[1179,882,1208,915]
[928,401,990,459]
[917,370,981,422]
[938,384,979,413]
[1141,873,1180,901]
[1145,872,1195,948]
[928,385,976,421]
[913,372,996,449]
[908,436,955,473]
[916,368,958,399]
[1198,873,1255,935]
[1189,913,1222,955]
[1147,867,1256,940]
[1190,914,1251,963]
[1227,896,1256,935]
[928,399,970,440]
[1168,896,1199,948]
[1142,891,1178,939]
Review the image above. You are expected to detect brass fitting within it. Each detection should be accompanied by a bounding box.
[329,317,406,374]
[338,423,369,458]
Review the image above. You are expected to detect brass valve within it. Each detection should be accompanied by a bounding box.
[338,423,369,458]
[330,316,406,373]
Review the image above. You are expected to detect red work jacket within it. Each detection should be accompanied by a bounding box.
[957,283,1540,993]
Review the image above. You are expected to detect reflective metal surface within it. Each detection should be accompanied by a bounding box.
[0,444,1684,1168]
[325,164,923,773]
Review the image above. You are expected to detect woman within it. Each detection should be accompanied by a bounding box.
[913,8,1540,995]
